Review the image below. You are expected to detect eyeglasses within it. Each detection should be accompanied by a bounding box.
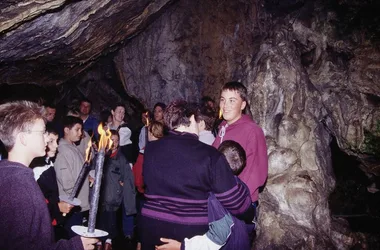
[24,129,48,136]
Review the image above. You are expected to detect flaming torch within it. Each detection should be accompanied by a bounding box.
[71,124,112,237]
[59,138,93,214]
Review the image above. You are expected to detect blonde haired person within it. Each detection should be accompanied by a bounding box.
[0,100,97,250]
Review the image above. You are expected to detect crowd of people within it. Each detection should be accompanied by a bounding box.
[0,81,268,250]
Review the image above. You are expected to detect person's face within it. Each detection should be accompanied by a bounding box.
[45,107,56,122]
[154,106,164,122]
[79,101,91,116]
[46,133,59,158]
[112,106,125,123]
[65,123,82,143]
[111,134,119,149]
[219,90,246,124]
[24,119,48,157]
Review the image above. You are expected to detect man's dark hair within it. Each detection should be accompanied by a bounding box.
[164,100,199,130]
[198,107,216,131]
[80,98,92,106]
[112,103,125,111]
[218,140,246,175]
[222,81,248,103]
[62,116,83,130]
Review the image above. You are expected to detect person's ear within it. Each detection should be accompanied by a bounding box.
[240,100,247,111]
[18,132,28,146]
[64,127,70,135]
[111,110,115,117]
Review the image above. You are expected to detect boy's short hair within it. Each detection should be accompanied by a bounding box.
[80,98,92,106]
[46,123,58,136]
[164,100,199,130]
[62,116,83,130]
[148,120,164,139]
[198,107,216,131]
[218,140,246,175]
[0,101,45,152]
[222,81,248,103]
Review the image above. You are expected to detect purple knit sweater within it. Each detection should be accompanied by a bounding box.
[140,132,251,249]
[0,160,83,250]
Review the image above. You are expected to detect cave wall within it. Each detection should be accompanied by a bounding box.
[111,0,380,248]
[1,0,380,249]
[0,0,175,85]
[114,0,261,108]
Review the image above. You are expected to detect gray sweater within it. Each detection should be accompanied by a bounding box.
[54,138,90,211]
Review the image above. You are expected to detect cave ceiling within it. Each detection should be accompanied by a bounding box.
[0,0,176,86]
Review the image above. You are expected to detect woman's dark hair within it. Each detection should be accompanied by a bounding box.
[153,102,166,111]
[164,100,199,130]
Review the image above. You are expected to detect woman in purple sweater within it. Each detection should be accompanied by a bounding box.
[139,100,252,250]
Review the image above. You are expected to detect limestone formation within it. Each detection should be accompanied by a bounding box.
[1,0,380,249]
[0,0,175,85]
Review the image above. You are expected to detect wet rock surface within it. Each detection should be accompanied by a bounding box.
[1,0,380,249]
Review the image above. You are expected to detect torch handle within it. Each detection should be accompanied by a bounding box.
[88,150,105,233]
[68,162,90,200]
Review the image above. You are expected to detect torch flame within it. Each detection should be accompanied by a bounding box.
[145,111,150,127]
[97,124,113,151]
[85,137,92,162]
[219,109,223,119]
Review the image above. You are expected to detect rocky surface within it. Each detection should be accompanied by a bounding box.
[0,0,175,85]
[1,0,380,249]
[113,0,380,248]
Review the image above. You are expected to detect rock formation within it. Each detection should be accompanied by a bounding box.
[1,0,380,249]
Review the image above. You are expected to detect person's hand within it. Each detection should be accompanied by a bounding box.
[80,237,98,250]
[58,201,74,214]
[89,176,95,187]
[119,181,124,186]
[155,238,181,250]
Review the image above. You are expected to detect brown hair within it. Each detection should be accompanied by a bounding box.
[148,120,164,139]
[164,100,199,130]
[0,101,45,151]
[218,140,246,175]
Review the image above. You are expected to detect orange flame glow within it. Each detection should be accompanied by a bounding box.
[85,137,92,162]
[219,109,223,119]
[145,111,150,127]
[97,124,113,151]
